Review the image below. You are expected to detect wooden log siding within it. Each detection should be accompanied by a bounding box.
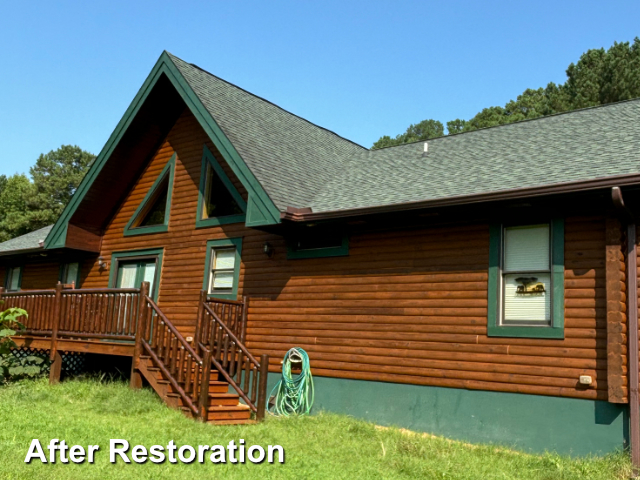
[245,216,612,401]
[606,217,628,403]
[68,108,612,401]
[0,258,94,292]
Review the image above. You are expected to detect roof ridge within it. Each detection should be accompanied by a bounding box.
[371,96,640,152]
[165,52,367,152]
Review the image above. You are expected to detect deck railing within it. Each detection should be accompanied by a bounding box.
[0,284,142,341]
[0,289,57,334]
[0,283,144,383]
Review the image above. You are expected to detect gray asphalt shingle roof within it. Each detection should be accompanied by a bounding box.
[169,53,367,210]
[170,53,640,214]
[309,99,640,213]
[0,225,52,254]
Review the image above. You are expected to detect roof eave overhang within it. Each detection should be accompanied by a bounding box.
[0,247,43,258]
[281,173,640,222]
[44,51,281,250]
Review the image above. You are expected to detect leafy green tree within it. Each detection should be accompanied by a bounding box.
[372,119,444,149]
[0,174,34,242]
[446,119,467,135]
[26,145,95,229]
[373,37,640,145]
[0,146,94,242]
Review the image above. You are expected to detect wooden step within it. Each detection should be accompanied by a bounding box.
[209,381,230,393]
[207,393,241,406]
[207,404,252,421]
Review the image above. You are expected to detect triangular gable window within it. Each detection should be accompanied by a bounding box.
[124,154,176,236]
[196,145,247,227]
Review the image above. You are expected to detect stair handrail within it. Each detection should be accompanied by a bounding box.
[200,302,269,419]
[145,296,202,364]
[202,303,258,366]
[140,295,203,418]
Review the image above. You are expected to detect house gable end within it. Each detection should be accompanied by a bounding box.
[45,51,280,250]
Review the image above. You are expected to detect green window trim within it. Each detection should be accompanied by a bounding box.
[487,219,564,339]
[195,145,247,228]
[123,153,176,237]
[58,262,82,287]
[287,233,349,260]
[108,248,164,301]
[202,237,242,300]
[4,266,23,292]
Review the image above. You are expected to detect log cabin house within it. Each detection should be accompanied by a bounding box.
[2,51,640,456]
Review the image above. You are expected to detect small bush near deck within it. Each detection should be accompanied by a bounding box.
[0,378,632,480]
[0,306,46,382]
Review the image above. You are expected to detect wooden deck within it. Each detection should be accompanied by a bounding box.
[0,283,269,424]
[1,284,141,360]
[12,336,134,356]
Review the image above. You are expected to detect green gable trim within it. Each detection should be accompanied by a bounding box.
[202,237,242,300]
[195,145,247,228]
[286,233,349,260]
[123,153,176,237]
[108,248,164,301]
[44,52,279,250]
[487,218,564,339]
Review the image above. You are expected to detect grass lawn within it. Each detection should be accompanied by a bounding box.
[0,378,632,480]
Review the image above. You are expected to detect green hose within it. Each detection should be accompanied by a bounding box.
[268,347,314,416]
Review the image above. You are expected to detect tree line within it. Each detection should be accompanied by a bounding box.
[0,146,95,242]
[373,38,640,149]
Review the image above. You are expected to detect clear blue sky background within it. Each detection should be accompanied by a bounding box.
[1,0,638,177]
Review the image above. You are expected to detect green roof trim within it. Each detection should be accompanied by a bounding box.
[44,51,280,250]
[124,153,176,237]
[195,145,247,228]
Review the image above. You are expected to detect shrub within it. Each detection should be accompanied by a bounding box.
[0,303,46,382]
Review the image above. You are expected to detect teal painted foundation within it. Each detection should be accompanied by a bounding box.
[266,374,628,457]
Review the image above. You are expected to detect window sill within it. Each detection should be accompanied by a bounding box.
[206,293,238,301]
[487,325,564,339]
[196,214,246,228]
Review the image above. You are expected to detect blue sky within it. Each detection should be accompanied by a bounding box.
[0,0,638,177]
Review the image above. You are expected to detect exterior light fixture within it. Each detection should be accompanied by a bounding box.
[263,242,274,257]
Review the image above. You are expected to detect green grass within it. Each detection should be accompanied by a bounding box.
[0,378,632,479]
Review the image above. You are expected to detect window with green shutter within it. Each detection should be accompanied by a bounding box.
[487,219,564,338]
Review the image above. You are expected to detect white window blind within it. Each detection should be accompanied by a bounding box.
[504,225,549,272]
[502,224,551,325]
[209,248,236,293]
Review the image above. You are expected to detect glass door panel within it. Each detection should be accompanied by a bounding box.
[116,258,158,297]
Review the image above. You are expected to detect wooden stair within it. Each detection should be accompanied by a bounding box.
[138,354,253,424]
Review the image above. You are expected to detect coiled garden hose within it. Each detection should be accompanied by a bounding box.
[268,347,314,416]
